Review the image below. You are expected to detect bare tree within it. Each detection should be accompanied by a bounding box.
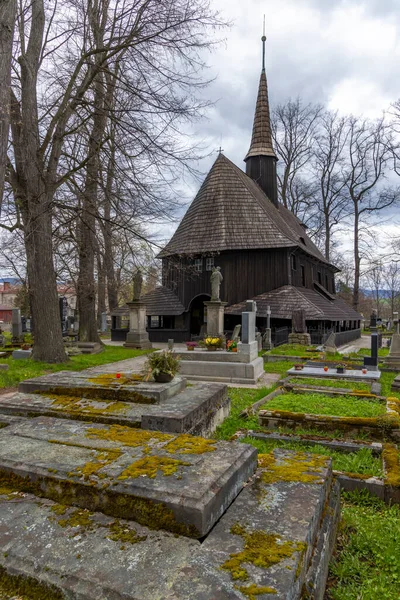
[383,261,400,319]
[5,0,224,361]
[312,111,350,262]
[0,0,16,205]
[272,98,322,214]
[343,116,399,311]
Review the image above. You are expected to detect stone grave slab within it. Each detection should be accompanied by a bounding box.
[18,371,187,403]
[385,333,400,369]
[0,448,340,600]
[0,416,257,538]
[287,366,381,381]
[392,374,400,393]
[0,382,230,436]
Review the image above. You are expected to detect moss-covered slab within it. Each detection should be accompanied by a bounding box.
[18,371,187,403]
[0,382,230,436]
[194,449,338,599]
[0,417,257,538]
[0,449,339,600]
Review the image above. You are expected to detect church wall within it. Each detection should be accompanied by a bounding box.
[289,249,336,294]
[162,249,289,309]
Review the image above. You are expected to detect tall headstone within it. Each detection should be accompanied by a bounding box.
[12,308,22,341]
[124,301,152,349]
[384,333,400,369]
[238,300,258,360]
[100,312,107,333]
[263,305,272,350]
[288,309,311,346]
[364,332,379,369]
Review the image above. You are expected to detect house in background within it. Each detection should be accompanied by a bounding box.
[112,37,362,345]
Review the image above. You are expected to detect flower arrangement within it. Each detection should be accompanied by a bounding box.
[226,340,238,352]
[144,350,180,382]
[202,336,225,350]
[336,363,346,374]
[186,341,198,351]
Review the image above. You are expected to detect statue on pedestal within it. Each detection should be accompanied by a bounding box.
[210,266,223,301]
[133,269,143,301]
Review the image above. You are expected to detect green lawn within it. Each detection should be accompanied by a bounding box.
[262,392,386,418]
[263,359,296,376]
[241,436,383,477]
[327,490,400,600]
[356,347,390,358]
[0,346,151,389]
[287,377,371,392]
[266,344,343,360]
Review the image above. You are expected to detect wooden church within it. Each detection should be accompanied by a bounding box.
[112,38,361,345]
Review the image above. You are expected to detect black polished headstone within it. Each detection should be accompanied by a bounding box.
[364,332,378,368]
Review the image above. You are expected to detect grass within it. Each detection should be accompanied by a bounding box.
[286,377,371,392]
[267,344,343,360]
[240,436,383,477]
[380,371,400,400]
[0,346,152,389]
[262,392,386,418]
[263,359,296,376]
[327,490,400,600]
[356,347,390,358]
[271,424,372,441]
[216,386,275,440]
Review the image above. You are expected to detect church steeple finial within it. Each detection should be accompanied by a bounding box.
[244,26,278,207]
[262,15,266,72]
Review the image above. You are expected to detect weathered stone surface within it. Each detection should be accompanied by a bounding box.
[12,349,32,360]
[197,449,336,599]
[180,357,264,384]
[392,374,400,392]
[287,366,381,381]
[0,448,340,600]
[0,383,229,436]
[0,417,257,538]
[18,371,187,403]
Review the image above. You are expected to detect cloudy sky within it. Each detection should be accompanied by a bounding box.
[154,0,400,257]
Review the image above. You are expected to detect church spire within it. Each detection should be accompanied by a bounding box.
[244,24,278,206]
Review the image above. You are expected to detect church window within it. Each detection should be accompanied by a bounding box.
[325,274,329,290]
[291,254,297,271]
[301,265,305,286]
[317,271,322,285]
[194,258,202,272]
[299,236,306,246]
[150,316,163,328]
[206,257,214,271]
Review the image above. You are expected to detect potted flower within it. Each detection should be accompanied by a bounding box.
[143,351,180,383]
[294,363,303,371]
[227,340,238,353]
[323,366,329,372]
[186,341,198,351]
[362,367,368,375]
[203,336,225,351]
[336,363,346,374]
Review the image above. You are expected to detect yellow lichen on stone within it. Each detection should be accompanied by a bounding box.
[57,508,94,529]
[383,443,400,487]
[257,452,328,485]
[237,583,277,599]
[106,520,147,546]
[86,424,172,447]
[50,504,68,516]
[164,434,217,455]
[68,449,122,480]
[118,456,190,480]
[48,394,128,416]
[222,523,306,582]
[88,373,143,386]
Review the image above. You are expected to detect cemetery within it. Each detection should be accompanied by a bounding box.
[1,8,400,600]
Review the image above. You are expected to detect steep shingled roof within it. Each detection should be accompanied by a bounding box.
[111,286,184,318]
[225,285,362,321]
[158,153,330,265]
[245,70,277,160]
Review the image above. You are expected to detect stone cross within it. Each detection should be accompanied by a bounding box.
[266,305,271,330]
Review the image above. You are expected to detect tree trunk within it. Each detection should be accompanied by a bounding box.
[0,0,16,203]
[24,194,68,362]
[97,253,106,328]
[324,207,330,262]
[353,207,360,311]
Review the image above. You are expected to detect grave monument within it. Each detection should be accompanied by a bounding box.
[204,266,227,337]
[385,333,400,370]
[124,270,152,350]
[288,309,311,346]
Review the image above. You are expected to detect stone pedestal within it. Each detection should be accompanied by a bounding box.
[12,308,22,340]
[237,340,259,361]
[288,332,311,346]
[204,301,227,337]
[262,328,272,350]
[384,333,400,369]
[124,301,152,349]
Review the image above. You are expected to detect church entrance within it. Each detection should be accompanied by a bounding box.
[189,294,210,336]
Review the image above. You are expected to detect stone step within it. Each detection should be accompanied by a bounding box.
[0,416,257,538]
[0,449,340,600]
[180,358,264,384]
[18,371,187,404]
[0,382,230,436]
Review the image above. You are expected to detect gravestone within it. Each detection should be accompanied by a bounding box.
[289,309,311,346]
[124,301,152,349]
[12,308,22,341]
[230,324,241,342]
[323,331,336,354]
[101,312,107,332]
[385,333,400,370]
[364,332,379,369]
[238,301,258,360]
[263,304,272,350]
